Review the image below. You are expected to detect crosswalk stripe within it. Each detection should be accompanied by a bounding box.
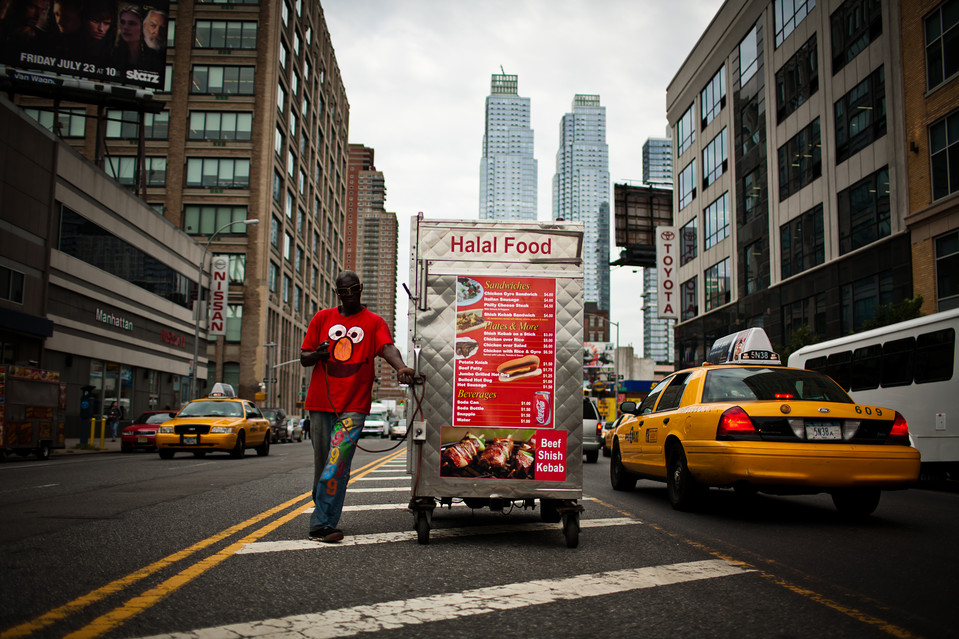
[135,559,750,638]
[353,475,410,481]
[236,517,642,554]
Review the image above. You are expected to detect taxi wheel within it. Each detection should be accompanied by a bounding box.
[667,446,706,511]
[831,488,880,517]
[256,432,271,456]
[610,444,637,491]
[230,432,245,459]
[158,449,174,459]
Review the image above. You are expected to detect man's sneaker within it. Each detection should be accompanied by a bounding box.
[309,526,344,543]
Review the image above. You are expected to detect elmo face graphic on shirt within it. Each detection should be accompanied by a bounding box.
[327,324,365,377]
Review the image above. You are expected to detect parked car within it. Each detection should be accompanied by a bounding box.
[285,418,304,442]
[121,410,176,452]
[260,407,287,443]
[390,419,408,440]
[608,328,920,515]
[155,384,271,459]
[362,417,389,438]
[602,415,625,457]
[583,398,603,463]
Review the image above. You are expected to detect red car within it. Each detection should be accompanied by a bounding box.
[121,410,176,452]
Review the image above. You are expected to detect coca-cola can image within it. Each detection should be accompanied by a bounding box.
[534,391,552,426]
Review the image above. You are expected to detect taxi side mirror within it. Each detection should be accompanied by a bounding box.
[620,401,638,415]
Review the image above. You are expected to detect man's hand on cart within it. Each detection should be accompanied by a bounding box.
[396,366,416,385]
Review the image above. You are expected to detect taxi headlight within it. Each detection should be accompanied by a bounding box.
[158,426,174,433]
[210,426,234,433]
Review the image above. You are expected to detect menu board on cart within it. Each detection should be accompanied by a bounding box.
[453,275,555,428]
[441,275,566,482]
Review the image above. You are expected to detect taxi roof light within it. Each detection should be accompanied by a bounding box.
[707,328,781,366]
[208,382,237,399]
[716,406,757,438]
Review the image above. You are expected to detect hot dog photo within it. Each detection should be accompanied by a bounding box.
[497,354,541,382]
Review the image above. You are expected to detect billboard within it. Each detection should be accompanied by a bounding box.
[0,0,168,91]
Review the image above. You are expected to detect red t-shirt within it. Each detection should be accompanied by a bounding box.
[301,306,393,414]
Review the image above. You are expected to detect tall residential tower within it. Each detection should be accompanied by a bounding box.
[553,94,610,311]
[480,73,537,220]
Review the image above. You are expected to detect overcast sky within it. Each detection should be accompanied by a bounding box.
[322,0,725,354]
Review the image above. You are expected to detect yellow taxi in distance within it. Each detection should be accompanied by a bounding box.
[155,383,271,459]
[609,328,920,516]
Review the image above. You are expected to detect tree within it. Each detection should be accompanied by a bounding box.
[779,325,820,364]
[859,295,924,332]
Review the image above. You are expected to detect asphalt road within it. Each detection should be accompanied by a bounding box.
[0,440,956,639]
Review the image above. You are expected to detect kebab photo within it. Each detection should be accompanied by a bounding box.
[440,431,536,479]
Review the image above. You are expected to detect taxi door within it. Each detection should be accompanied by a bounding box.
[619,380,667,471]
[636,372,693,477]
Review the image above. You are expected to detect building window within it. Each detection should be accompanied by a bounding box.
[106,110,169,139]
[739,25,759,84]
[834,66,885,164]
[282,273,291,304]
[194,20,257,49]
[742,169,763,223]
[190,66,255,95]
[774,0,815,47]
[274,125,284,156]
[701,66,726,128]
[677,104,695,156]
[681,219,698,265]
[167,18,175,48]
[185,158,250,189]
[830,0,882,74]
[189,111,253,141]
[704,258,731,311]
[678,160,697,210]
[270,216,279,247]
[782,293,826,338]
[183,205,249,235]
[841,272,892,333]
[925,0,959,91]
[222,362,240,390]
[268,261,278,293]
[740,98,761,157]
[702,128,728,188]
[838,166,890,255]
[59,206,191,309]
[744,240,764,294]
[936,230,959,310]
[775,34,818,123]
[0,266,24,304]
[780,204,825,278]
[284,233,292,261]
[273,171,282,202]
[703,192,730,249]
[681,277,698,321]
[225,305,243,342]
[930,109,959,201]
[778,117,821,201]
[22,107,86,137]
[104,156,166,186]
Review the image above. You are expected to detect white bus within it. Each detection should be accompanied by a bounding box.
[787,308,959,480]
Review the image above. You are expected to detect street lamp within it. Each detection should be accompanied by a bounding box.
[585,313,621,402]
[190,218,259,401]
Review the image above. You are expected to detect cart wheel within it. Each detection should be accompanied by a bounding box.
[562,512,580,548]
[540,499,561,523]
[35,442,51,461]
[415,511,430,545]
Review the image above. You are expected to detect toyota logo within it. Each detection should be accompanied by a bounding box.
[661,231,675,240]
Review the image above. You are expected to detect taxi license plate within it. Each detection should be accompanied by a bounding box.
[183,436,197,445]
[805,421,841,440]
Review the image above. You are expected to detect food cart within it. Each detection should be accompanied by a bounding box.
[405,216,586,547]
[0,366,67,460]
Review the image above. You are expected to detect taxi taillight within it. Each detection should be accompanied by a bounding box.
[888,411,910,445]
[716,407,757,438]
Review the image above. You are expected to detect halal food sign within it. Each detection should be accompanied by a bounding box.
[656,227,678,319]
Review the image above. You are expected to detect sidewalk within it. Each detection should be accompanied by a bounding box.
[57,437,123,455]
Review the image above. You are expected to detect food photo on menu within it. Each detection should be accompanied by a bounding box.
[456,276,484,306]
[440,428,536,480]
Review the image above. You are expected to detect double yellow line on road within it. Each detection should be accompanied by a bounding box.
[1,448,406,639]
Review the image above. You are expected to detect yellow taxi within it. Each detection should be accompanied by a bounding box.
[608,328,920,516]
[155,383,271,459]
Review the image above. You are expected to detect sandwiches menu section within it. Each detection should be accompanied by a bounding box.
[453,275,556,429]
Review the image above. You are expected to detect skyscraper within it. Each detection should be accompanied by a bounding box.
[480,72,537,220]
[553,94,610,311]
[345,144,403,400]
[642,136,673,185]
